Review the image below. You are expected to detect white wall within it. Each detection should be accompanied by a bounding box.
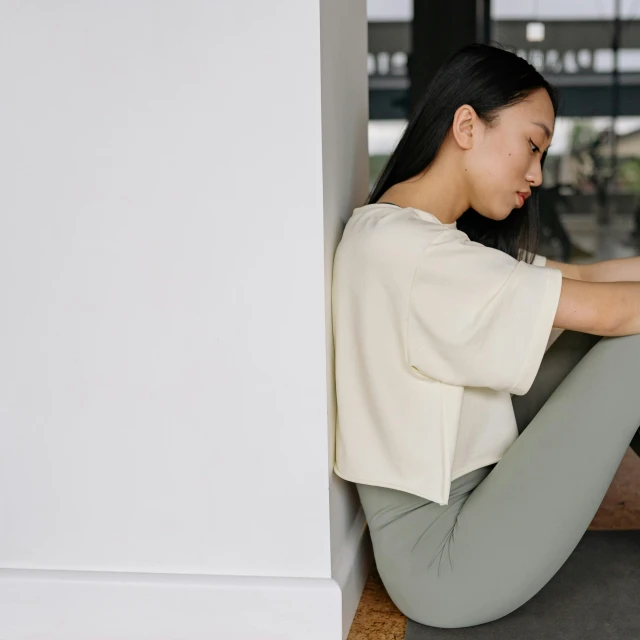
[0,1,370,638]
[320,0,374,633]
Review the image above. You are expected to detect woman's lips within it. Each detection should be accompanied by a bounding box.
[516,192,529,207]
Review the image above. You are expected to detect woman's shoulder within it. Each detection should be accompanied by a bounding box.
[345,203,457,239]
[333,205,450,280]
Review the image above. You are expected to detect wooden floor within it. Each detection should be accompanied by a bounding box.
[347,213,640,639]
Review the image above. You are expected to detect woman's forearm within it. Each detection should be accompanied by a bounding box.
[580,256,640,283]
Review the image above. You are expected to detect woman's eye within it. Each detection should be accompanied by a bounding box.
[529,139,540,153]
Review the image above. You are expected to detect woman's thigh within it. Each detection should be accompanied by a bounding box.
[357,466,494,624]
[358,332,640,629]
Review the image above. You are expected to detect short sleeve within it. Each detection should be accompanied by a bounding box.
[407,231,563,395]
[519,251,562,352]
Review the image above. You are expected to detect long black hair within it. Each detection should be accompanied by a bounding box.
[368,43,560,263]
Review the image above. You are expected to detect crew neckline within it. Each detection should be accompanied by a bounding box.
[365,202,457,229]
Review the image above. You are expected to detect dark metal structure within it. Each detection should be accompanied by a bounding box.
[369,18,640,120]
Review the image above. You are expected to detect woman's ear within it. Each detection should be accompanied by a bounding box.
[451,104,477,151]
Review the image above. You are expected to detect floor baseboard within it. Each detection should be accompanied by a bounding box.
[331,507,374,640]
[0,568,342,640]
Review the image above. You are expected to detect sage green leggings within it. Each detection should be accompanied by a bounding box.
[356,330,640,628]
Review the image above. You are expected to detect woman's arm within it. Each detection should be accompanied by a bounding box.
[546,257,640,283]
[545,259,583,280]
[554,276,640,336]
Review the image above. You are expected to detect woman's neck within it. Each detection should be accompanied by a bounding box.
[377,151,470,226]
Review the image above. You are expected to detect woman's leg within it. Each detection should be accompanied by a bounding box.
[511,329,602,435]
[357,331,640,629]
[515,329,640,457]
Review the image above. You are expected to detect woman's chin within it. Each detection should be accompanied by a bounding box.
[478,209,512,222]
[497,206,516,221]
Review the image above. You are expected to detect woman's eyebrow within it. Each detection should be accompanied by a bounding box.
[533,122,553,139]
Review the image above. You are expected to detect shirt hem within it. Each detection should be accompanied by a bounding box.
[450,456,505,481]
[333,465,448,504]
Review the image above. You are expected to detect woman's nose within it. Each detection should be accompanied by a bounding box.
[526,165,543,187]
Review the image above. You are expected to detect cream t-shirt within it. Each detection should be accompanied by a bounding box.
[332,203,564,505]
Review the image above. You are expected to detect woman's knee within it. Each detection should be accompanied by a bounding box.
[392,579,531,630]
[388,582,489,629]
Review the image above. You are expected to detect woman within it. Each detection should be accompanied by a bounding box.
[332,43,640,628]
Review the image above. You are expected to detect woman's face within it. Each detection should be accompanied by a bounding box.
[465,88,555,220]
